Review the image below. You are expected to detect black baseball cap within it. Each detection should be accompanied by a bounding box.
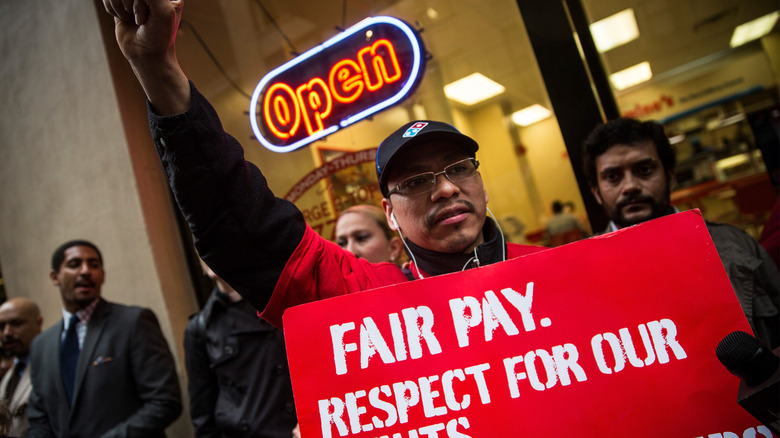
[376,120,479,197]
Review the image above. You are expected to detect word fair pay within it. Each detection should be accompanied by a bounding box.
[319,282,688,438]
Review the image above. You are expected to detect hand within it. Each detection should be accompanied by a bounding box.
[292,423,301,438]
[102,0,182,63]
[101,0,190,115]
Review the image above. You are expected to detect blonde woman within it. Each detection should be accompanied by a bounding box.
[334,204,404,265]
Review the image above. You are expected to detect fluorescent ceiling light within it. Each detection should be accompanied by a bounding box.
[716,153,750,171]
[668,134,685,145]
[444,73,505,105]
[511,104,552,126]
[719,113,746,127]
[610,61,652,90]
[730,11,779,47]
[589,9,639,53]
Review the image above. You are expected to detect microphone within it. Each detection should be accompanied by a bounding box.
[716,331,780,434]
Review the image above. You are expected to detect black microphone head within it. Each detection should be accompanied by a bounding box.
[716,331,779,386]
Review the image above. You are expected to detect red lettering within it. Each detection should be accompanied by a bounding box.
[296,78,332,136]
[358,39,402,92]
[264,83,301,139]
[621,94,676,118]
[262,40,404,140]
[329,59,364,104]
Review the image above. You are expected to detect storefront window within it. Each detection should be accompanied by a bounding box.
[173,0,779,244]
[174,0,586,246]
[581,0,780,238]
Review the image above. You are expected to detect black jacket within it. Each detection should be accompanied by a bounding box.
[183,289,296,437]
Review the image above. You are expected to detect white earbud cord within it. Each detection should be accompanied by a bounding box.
[463,207,506,269]
[461,248,480,271]
[486,206,507,262]
[393,223,426,280]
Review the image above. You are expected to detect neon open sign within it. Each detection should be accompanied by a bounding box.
[249,16,426,153]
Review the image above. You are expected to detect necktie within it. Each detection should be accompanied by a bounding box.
[60,314,80,404]
[3,361,24,401]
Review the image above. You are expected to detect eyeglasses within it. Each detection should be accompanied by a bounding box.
[387,158,480,197]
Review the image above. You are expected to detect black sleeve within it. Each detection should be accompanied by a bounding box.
[149,83,306,312]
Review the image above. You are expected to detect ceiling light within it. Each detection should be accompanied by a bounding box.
[610,62,652,90]
[443,73,505,106]
[730,11,779,47]
[719,113,746,127]
[668,134,685,145]
[715,154,750,171]
[511,104,552,126]
[589,9,639,53]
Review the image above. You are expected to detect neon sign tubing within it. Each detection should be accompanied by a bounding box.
[249,16,423,153]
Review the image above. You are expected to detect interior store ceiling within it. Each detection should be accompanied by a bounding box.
[175,0,780,126]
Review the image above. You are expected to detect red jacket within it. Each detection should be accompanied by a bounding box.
[262,225,545,328]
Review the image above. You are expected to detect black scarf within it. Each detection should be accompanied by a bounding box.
[403,219,506,277]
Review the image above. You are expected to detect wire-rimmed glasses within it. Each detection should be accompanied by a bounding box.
[387,158,480,197]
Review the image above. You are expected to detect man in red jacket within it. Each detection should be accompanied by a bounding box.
[102,0,544,328]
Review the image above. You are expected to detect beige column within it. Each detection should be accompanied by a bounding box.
[0,1,197,436]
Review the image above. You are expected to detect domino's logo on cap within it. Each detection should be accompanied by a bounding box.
[376,120,480,197]
[403,122,428,138]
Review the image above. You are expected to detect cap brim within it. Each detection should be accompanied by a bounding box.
[379,130,478,194]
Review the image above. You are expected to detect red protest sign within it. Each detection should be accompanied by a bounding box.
[284,210,774,438]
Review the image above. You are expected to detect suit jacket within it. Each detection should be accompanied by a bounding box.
[26,299,182,437]
[0,361,32,437]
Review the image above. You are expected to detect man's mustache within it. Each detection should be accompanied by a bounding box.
[75,279,96,287]
[616,194,656,210]
[426,200,476,227]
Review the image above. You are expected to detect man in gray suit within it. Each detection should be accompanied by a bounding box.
[27,240,182,437]
[0,297,43,437]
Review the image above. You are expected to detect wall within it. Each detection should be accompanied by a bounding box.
[0,1,196,436]
[520,117,590,231]
[762,32,780,101]
[468,104,540,233]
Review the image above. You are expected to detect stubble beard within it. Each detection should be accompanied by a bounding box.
[611,185,672,228]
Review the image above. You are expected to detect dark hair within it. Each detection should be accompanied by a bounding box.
[551,200,564,214]
[582,117,676,187]
[51,240,103,272]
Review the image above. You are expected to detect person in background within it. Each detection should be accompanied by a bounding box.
[0,297,43,436]
[0,346,12,435]
[0,346,14,379]
[184,259,297,438]
[335,204,404,265]
[27,240,182,437]
[582,117,780,348]
[544,200,587,247]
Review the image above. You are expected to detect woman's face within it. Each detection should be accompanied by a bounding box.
[335,212,401,263]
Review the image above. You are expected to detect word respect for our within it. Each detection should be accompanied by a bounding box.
[320,282,688,438]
